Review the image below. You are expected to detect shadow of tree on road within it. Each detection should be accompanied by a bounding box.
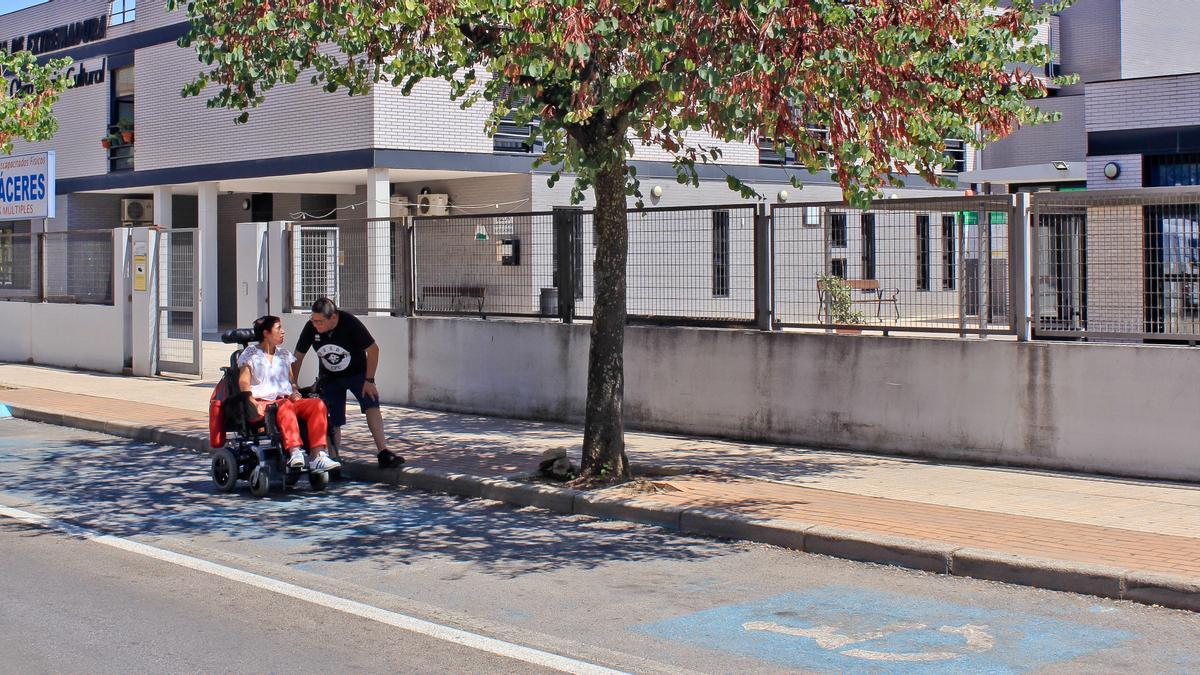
[0,431,732,577]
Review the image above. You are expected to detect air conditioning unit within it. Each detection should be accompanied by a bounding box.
[417,193,449,217]
[121,198,153,223]
[390,197,412,219]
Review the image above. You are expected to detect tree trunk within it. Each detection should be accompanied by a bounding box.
[579,161,630,482]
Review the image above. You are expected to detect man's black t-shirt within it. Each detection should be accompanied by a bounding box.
[295,311,375,378]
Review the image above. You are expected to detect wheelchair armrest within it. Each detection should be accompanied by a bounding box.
[263,403,280,436]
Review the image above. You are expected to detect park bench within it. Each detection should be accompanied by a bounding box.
[817,278,900,321]
[420,285,487,317]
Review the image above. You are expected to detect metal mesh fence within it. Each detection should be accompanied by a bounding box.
[158,229,200,374]
[412,212,554,317]
[574,205,757,324]
[289,219,406,315]
[0,231,38,300]
[772,196,1015,334]
[1032,187,1200,342]
[42,229,114,305]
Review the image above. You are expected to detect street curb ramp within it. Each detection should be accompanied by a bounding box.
[3,400,1197,614]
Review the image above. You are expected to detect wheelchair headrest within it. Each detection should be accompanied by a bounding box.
[222,328,256,345]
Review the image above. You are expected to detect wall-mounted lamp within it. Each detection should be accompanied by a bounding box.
[241,198,251,210]
[1103,161,1121,180]
[651,185,663,199]
[777,189,789,203]
[1051,160,1070,171]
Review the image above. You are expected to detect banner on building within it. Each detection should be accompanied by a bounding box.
[0,152,55,221]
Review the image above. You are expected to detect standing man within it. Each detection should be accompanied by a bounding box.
[292,297,405,468]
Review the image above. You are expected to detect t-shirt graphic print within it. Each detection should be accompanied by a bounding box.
[316,343,352,372]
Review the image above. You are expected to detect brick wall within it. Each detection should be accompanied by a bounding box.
[7,80,109,179]
[1088,154,1142,190]
[134,43,374,172]
[1057,0,1121,95]
[1120,1,1200,79]
[372,76,492,153]
[1085,204,1144,333]
[982,96,1086,169]
[1086,73,1200,133]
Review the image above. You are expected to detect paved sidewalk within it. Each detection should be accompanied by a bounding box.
[1,362,1198,609]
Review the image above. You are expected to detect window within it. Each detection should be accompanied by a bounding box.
[917,215,931,291]
[830,258,847,279]
[943,138,966,175]
[711,210,730,297]
[108,65,135,171]
[830,213,847,248]
[861,213,876,280]
[942,214,957,290]
[1145,153,1200,187]
[110,0,136,25]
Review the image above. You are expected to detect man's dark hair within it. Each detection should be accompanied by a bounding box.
[312,297,338,318]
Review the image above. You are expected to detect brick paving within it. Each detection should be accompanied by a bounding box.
[2,368,1199,583]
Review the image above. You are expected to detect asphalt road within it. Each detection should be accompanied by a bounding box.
[0,416,1198,674]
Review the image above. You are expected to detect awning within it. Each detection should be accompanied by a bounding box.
[958,162,1086,185]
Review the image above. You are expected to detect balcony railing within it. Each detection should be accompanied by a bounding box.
[106,123,134,172]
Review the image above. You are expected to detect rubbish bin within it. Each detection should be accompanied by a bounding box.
[539,287,559,318]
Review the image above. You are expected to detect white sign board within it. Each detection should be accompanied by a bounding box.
[0,151,55,221]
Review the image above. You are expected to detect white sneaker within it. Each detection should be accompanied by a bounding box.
[309,453,341,474]
[287,449,306,469]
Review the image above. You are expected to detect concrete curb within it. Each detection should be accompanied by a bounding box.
[4,401,1197,613]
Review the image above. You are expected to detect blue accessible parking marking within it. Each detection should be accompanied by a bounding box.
[632,585,1133,673]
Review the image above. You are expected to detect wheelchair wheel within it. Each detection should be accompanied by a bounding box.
[250,465,271,498]
[211,448,239,493]
[309,470,329,492]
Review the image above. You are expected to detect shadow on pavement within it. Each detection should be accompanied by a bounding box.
[0,429,731,577]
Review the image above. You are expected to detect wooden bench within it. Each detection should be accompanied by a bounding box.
[817,278,900,321]
[420,285,487,317]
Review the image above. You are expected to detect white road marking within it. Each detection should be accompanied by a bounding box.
[0,505,626,675]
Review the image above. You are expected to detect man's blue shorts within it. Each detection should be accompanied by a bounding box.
[319,372,380,428]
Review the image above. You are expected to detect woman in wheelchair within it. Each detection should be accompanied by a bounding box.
[238,315,341,474]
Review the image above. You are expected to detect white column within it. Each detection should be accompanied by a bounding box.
[130,226,159,376]
[366,167,391,313]
[152,185,172,228]
[198,181,219,332]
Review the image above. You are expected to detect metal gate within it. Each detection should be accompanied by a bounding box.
[157,229,202,376]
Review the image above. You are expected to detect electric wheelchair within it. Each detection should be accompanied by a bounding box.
[208,328,342,497]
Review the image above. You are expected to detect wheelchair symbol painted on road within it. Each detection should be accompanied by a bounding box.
[742,620,994,662]
[632,586,1133,673]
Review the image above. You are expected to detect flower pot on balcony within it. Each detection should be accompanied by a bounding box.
[101,137,112,149]
[120,131,134,143]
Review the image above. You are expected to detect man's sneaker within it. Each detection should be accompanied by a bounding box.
[287,449,306,469]
[309,453,341,474]
[378,449,406,469]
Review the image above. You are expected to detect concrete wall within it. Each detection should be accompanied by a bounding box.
[0,298,125,371]
[274,314,1200,482]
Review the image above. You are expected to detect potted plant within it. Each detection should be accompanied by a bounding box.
[819,273,866,333]
[117,118,134,143]
[100,133,118,149]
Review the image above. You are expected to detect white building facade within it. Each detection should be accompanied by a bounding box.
[3,0,963,331]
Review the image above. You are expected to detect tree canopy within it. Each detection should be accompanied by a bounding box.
[0,50,71,155]
[172,0,1069,482]
[172,0,1068,205]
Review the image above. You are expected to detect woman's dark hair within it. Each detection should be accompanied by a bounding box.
[311,297,338,318]
[253,315,281,342]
